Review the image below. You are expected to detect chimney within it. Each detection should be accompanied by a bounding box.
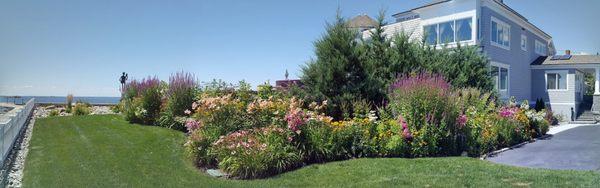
[565,50,571,55]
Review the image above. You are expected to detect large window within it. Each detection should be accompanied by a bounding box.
[423,17,472,45]
[455,18,472,41]
[439,21,454,43]
[546,71,567,90]
[491,17,510,50]
[424,25,437,45]
[491,65,508,91]
[535,40,547,56]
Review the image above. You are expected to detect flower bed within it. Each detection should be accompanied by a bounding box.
[179,73,554,179]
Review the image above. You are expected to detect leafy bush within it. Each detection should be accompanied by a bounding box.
[66,94,74,113]
[160,72,197,131]
[184,92,292,168]
[301,13,492,120]
[49,109,60,117]
[110,103,122,113]
[120,77,162,124]
[387,73,460,157]
[72,103,91,116]
[212,127,301,179]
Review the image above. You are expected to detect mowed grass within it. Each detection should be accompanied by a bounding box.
[23,115,600,187]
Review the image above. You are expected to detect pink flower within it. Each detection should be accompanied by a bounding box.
[285,108,308,133]
[184,109,191,115]
[499,107,518,118]
[191,102,198,110]
[185,120,201,132]
[456,114,467,128]
[398,115,412,140]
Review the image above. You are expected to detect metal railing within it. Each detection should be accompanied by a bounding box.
[0,98,35,162]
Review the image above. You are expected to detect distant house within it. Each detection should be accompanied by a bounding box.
[357,0,600,121]
[275,79,302,90]
[347,14,378,31]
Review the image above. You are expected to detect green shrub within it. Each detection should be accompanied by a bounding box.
[160,72,197,131]
[212,127,301,179]
[66,94,74,113]
[301,13,492,120]
[387,73,460,157]
[110,103,122,113]
[120,77,162,125]
[122,98,141,122]
[298,120,335,162]
[375,119,410,157]
[49,109,60,117]
[72,103,91,116]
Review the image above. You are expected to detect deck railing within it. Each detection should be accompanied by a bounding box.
[0,98,35,163]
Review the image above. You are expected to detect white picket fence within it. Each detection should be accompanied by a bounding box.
[0,99,34,162]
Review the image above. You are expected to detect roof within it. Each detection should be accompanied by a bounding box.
[531,55,600,66]
[347,14,378,29]
[390,0,551,39]
[391,0,450,17]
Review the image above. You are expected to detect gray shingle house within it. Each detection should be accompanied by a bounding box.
[360,0,600,121]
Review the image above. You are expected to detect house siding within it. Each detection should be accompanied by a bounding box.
[531,69,577,120]
[479,6,549,102]
[379,18,422,41]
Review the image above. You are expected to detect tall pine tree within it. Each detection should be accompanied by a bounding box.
[301,13,367,119]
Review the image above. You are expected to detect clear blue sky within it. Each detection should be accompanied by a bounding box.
[1,0,598,97]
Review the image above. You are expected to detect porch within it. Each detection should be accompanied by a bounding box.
[531,54,600,122]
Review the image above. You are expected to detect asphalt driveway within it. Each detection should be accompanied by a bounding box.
[487,125,600,171]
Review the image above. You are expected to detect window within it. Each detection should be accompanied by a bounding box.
[456,18,472,42]
[423,17,472,45]
[521,35,527,51]
[439,21,454,43]
[491,17,510,50]
[500,67,508,90]
[424,25,438,45]
[491,65,508,91]
[546,72,567,90]
[535,40,547,55]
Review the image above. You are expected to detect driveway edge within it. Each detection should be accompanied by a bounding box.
[480,134,552,160]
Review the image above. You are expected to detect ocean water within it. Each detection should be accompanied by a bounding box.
[0,96,121,105]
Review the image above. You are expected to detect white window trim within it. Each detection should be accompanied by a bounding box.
[535,40,547,56]
[422,16,474,48]
[521,34,527,51]
[545,70,568,91]
[490,17,511,51]
[490,62,510,95]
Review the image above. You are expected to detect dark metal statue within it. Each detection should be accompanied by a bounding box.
[119,72,128,90]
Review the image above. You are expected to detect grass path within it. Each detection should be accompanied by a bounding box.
[23,115,600,187]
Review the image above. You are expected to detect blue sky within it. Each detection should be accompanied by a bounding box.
[1,0,599,97]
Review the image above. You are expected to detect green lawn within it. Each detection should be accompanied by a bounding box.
[23,115,599,187]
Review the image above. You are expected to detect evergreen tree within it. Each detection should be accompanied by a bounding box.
[301,13,367,119]
[301,10,494,119]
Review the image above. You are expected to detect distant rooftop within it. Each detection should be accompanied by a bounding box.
[347,14,377,29]
[531,55,600,66]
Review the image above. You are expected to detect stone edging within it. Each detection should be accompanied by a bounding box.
[479,134,552,160]
[5,111,37,187]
